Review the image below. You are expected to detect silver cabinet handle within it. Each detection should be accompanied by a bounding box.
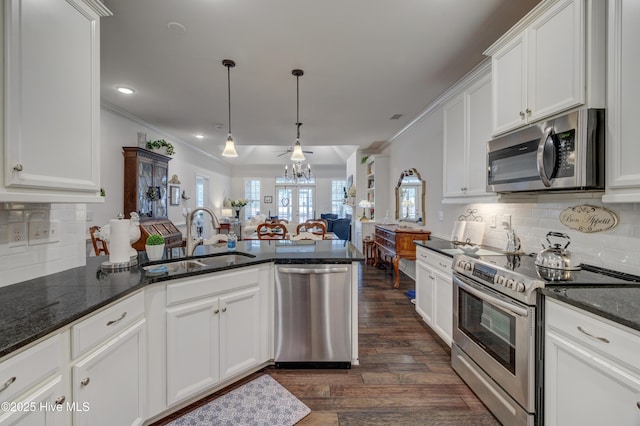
[106,312,127,326]
[214,309,220,314]
[577,326,610,343]
[81,377,90,386]
[13,164,23,172]
[55,396,66,405]
[526,108,531,114]
[0,376,16,392]
[519,111,525,118]
[428,275,434,280]
[438,262,448,268]
[222,307,227,313]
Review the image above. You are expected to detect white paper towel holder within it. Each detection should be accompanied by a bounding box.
[101,213,139,272]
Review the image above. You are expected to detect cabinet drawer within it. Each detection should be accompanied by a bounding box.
[0,334,61,402]
[416,247,452,275]
[72,291,145,359]
[166,267,260,306]
[546,299,640,373]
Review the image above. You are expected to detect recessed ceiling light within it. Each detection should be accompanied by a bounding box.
[390,114,403,120]
[195,134,204,139]
[167,21,186,34]
[116,86,135,95]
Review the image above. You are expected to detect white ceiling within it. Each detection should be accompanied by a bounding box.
[100,0,541,167]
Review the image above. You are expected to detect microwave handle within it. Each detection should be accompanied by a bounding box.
[536,128,554,187]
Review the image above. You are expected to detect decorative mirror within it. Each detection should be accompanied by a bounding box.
[395,168,425,222]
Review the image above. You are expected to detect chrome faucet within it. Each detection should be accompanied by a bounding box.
[186,207,221,256]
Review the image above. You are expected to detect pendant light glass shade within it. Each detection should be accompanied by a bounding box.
[221,134,238,157]
[221,59,238,158]
[290,140,306,161]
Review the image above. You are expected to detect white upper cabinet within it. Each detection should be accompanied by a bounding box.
[602,0,640,203]
[442,64,497,203]
[1,0,111,203]
[486,0,605,136]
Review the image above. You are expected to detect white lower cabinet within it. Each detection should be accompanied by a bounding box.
[70,292,146,426]
[415,247,453,346]
[0,333,70,426]
[165,266,269,407]
[545,299,640,426]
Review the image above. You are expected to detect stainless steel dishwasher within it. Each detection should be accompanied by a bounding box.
[275,264,352,368]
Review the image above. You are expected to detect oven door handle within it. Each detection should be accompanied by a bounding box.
[456,278,529,318]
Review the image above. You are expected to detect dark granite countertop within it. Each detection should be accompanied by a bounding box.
[413,236,505,258]
[0,240,362,359]
[541,286,640,333]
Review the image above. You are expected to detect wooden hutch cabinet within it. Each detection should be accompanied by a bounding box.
[123,147,170,220]
[123,147,184,252]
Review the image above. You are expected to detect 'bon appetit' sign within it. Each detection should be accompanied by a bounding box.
[559,205,618,233]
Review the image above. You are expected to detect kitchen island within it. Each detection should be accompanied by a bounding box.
[0,240,361,425]
[0,239,361,358]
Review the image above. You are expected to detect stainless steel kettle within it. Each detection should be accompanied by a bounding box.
[535,232,581,278]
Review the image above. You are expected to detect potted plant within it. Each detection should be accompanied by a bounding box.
[145,234,165,261]
[146,139,175,156]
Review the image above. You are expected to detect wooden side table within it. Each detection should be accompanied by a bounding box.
[362,238,376,265]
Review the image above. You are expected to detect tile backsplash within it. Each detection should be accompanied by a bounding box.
[466,199,640,275]
[0,203,87,287]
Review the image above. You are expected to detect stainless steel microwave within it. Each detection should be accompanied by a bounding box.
[486,109,605,193]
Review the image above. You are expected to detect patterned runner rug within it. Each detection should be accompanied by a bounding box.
[167,374,311,425]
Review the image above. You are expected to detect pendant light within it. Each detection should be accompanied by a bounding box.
[290,69,306,162]
[221,59,238,157]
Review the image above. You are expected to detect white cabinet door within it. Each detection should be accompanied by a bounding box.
[432,269,453,347]
[603,0,640,202]
[2,0,105,202]
[0,376,68,426]
[166,297,220,406]
[527,0,584,122]
[219,287,261,380]
[72,320,146,426]
[415,260,434,326]
[443,94,466,198]
[489,0,587,136]
[443,66,496,203]
[465,73,493,197]
[545,328,640,426]
[492,33,527,134]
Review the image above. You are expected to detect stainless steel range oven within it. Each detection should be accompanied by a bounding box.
[451,253,639,426]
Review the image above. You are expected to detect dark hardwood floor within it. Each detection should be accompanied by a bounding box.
[154,263,499,425]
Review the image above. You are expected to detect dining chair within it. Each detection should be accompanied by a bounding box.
[296,222,326,238]
[89,226,109,255]
[257,223,287,239]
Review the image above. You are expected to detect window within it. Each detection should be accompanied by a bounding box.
[331,180,347,216]
[244,179,260,220]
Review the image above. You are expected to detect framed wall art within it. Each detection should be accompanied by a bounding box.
[264,195,273,203]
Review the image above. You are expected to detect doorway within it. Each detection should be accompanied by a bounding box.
[275,185,315,223]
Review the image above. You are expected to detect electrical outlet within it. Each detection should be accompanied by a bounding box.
[8,222,27,247]
[28,220,59,245]
[503,214,512,229]
[489,214,497,228]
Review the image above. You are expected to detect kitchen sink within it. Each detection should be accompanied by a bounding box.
[143,252,256,275]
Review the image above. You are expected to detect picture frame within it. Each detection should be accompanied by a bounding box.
[264,195,273,204]
[169,185,180,205]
